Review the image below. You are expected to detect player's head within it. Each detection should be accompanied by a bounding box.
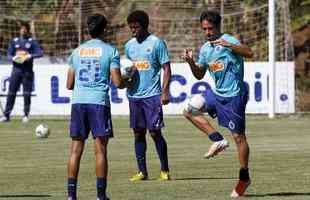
[87,14,108,38]
[200,10,222,41]
[127,10,149,38]
[20,22,31,37]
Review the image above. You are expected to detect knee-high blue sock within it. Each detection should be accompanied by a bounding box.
[97,177,107,199]
[135,138,147,175]
[154,134,169,172]
[67,178,77,199]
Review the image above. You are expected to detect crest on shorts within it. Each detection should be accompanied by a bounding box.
[228,120,235,130]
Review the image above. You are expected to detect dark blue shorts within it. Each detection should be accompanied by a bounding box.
[70,104,113,139]
[202,87,248,134]
[128,95,164,130]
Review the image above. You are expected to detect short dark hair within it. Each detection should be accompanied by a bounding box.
[200,10,222,29]
[127,10,149,29]
[20,21,30,32]
[87,14,108,38]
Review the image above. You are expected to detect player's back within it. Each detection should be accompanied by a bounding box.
[69,39,120,106]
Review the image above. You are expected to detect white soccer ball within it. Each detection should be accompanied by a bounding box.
[120,58,134,79]
[35,124,50,138]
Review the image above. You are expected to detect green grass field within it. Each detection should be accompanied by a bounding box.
[0,115,310,200]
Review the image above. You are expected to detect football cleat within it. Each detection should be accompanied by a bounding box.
[157,171,171,181]
[0,116,9,122]
[204,139,229,159]
[97,197,110,200]
[230,179,251,198]
[130,172,148,182]
[22,116,29,123]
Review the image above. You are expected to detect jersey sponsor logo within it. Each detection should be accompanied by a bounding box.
[15,44,20,49]
[133,60,150,70]
[208,62,224,72]
[79,48,102,57]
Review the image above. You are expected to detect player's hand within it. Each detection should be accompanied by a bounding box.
[181,48,194,63]
[210,39,232,48]
[161,92,170,105]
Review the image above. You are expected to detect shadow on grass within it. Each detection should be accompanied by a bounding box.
[0,195,51,198]
[247,192,310,197]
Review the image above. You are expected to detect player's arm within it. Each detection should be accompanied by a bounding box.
[211,39,253,58]
[66,67,75,90]
[182,48,206,80]
[110,68,127,89]
[30,40,44,59]
[7,40,15,61]
[161,62,171,105]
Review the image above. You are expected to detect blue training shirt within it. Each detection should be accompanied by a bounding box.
[125,34,170,98]
[7,36,43,70]
[197,34,244,97]
[68,39,120,106]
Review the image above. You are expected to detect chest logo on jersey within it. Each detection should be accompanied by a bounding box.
[215,45,222,52]
[209,62,224,72]
[25,43,31,49]
[133,60,150,70]
[146,47,152,53]
[79,48,102,57]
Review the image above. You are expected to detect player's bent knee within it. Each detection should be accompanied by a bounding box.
[184,94,205,116]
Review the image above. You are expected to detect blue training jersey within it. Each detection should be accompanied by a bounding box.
[197,34,244,97]
[125,34,170,98]
[7,36,43,70]
[68,39,120,106]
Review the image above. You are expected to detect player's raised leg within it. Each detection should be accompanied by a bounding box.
[183,94,229,158]
[94,136,110,200]
[67,139,85,200]
[230,133,251,198]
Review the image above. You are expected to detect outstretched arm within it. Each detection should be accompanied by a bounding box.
[182,49,206,80]
[211,39,253,58]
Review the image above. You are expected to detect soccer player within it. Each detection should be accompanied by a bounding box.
[66,14,124,200]
[0,22,43,123]
[182,10,253,198]
[125,10,171,181]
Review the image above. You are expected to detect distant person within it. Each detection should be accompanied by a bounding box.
[0,22,43,123]
[66,14,124,200]
[125,10,171,181]
[182,10,253,198]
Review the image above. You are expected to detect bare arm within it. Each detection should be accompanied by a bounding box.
[161,62,171,105]
[182,49,206,80]
[211,39,254,58]
[111,68,127,89]
[66,67,75,90]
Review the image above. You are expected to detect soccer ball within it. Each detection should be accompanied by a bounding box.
[120,58,134,79]
[35,124,50,138]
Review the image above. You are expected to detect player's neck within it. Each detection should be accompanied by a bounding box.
[136,31,150,43]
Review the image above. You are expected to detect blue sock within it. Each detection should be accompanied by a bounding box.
[208,131,224,142]
[154,134,169,172]
[97,177,107,199]
[135,138,147,175]
[67,178,77,199]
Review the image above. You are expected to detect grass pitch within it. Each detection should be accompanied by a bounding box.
[0,115,310,200]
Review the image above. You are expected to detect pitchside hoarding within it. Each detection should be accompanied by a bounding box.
[0,62,294,115]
